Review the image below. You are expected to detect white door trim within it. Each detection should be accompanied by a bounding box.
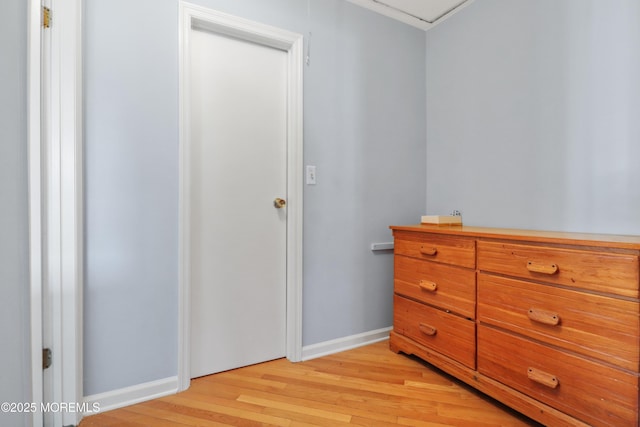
[178,2,304,391]
[51,1,84,425]
[28,1,44,426]
[29,0,84,426]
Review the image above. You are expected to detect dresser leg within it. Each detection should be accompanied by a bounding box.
[389,332,401,354]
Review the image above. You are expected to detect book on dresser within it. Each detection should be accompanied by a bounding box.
[389,224,640,427]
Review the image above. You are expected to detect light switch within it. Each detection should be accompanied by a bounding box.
[306,165,316,185]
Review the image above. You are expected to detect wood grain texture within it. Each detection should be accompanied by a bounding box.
[478,326,639,427]
[393,231,476,269]
[80,341,538,427]
[477,240,639,297]
[389,332,589,427]
[390,225,640,427]
[389,225,640,250]
[478,273,640,371]
[394,255,476,319]
[394,295,476,369]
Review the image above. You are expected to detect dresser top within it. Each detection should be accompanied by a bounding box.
[390,224,640,250]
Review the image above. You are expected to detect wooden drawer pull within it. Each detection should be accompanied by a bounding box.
[527,308,560,326]
[419,323,437,336]
[527,367,559,389]
[526,261,558,275]
[420,246,438,256]
[419,280,438,292]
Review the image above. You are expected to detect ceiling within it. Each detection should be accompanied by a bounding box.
[346,0,474,30]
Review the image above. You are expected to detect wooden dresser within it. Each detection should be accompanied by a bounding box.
[389,224,640,427]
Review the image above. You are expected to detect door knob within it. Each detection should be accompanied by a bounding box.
[274,198,286,209]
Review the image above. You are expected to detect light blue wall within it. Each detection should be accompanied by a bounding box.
[300,1,426,345]
[425,0,640,235]
[83,0,180,396]
[83,0,426,395]
[0,0,31,425]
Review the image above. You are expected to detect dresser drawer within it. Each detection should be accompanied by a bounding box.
[395,255,475,319]
[478,273,640,371]
[394,295,475,369]
[394,231,475,268]
[477,241,639,298]
[478,326,639,427]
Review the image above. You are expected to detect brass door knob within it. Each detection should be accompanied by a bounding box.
[274,198,286,208]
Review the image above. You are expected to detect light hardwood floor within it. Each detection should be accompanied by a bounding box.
[80,341,541,426]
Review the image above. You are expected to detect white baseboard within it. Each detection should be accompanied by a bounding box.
[83,376,178,417]
[301,326,392,361]
[81,328,391,417]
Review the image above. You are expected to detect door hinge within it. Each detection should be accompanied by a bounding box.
[42,6,51,29]
[42,348,52,370]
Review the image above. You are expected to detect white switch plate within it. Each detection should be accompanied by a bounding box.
[306,165,316,185]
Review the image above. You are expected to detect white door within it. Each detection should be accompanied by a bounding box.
[189,26,288,378]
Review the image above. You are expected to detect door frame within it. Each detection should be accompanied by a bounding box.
[28,0,84,426]
[177,2,304,392]
[28,1,44,426]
